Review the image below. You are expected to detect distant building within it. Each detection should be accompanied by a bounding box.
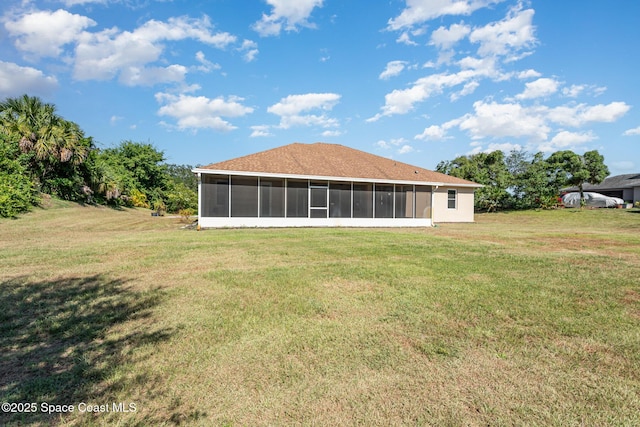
[192,143,481,228]
[564,173,640,204]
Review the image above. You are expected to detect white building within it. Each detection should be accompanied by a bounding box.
[193,143,481,228]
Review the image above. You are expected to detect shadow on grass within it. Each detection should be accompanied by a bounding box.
[0,275,173,425]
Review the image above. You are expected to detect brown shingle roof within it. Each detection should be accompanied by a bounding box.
[200,142,480,187]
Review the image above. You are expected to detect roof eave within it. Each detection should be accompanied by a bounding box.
[192,168,483,188]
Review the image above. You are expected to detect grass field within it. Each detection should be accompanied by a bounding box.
[1,201,639,426]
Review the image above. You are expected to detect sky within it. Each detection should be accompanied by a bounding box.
[1,0,639,176]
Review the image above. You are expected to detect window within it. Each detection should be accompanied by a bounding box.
[353,183,373,218]
[395,185,413,218]
[286,180,308,217]
[415,186,431,218]
[231,176,258,217]
[202,174,229,217]
[375,184,393,218]
[260,178,285,217]
[329,182,351,218]
[448,189,457,209]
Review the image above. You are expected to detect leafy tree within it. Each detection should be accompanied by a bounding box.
[546,150,609,205]
[0,135,39,218]
[162,164,198,213]
[437,151,512,211]
[437,149,610,211]
[96,141,168,206]
[164,164,198,191]
[507,151,558,209]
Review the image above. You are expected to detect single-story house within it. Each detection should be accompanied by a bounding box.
[192,142,481,228]
[564,173,640,204]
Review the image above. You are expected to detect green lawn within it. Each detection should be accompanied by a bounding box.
[1,201,639,426]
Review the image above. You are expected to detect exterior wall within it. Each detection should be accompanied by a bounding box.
[199,217,432,228]
[432,186,475,223]
[634,187,640,203]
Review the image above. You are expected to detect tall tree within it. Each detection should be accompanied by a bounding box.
[546,150,609,205]
[96,141,168,206]
[0,95,93,198]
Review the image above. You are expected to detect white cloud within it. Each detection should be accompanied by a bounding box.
[62,0,107,5]
[268,92,339,115]
[458,100,551,141]
[562,84,585,98]
[155,93,254,132]
[73,15,236,85]
[240,40,259,62]
[368,68,486,120]
[469,141,522,154]
[250,125,273,138]
[322,130,342,137]
[450,80,479,101]
[376,140,390,149]
[415,124,449,141]
[267,93,341,130]
[253,0,323,37]
[379,61,408,80]
[517,69,541,79]
[194,51,221,73]
[376,138,407,149]
[538,130,597,152]
[429,22,471,50]
[547,102,631,127]
[515,77,559,100]
[0,61,58,98]
[469,6,536,59]
[387,0,505,31]
[396,31,418,46]
[398,144,415,154]
[4,9,96,57]
[120,64,188,86]
[623,127,640,136]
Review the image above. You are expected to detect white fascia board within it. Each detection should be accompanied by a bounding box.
[192,168,482,188]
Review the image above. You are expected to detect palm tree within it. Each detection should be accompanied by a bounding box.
[0,94,94,197]
[0,95,87,163]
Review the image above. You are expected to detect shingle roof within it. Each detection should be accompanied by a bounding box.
[200,142,480,187]
[565,173,640,191]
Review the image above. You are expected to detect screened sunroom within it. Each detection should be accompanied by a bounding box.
[193,143,480,228]
[198,174,433,227]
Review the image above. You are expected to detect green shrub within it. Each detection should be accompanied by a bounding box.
[0,171,39,218]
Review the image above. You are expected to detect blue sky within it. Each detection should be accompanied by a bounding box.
[2,0,639,175]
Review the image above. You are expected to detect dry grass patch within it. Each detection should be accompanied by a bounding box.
[1,202,639,425]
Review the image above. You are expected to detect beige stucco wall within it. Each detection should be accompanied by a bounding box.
[432,186,476,223]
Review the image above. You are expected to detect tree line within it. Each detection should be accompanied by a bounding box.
[0,95,197,218]
[436,149,609,211]
[1,94,611,218]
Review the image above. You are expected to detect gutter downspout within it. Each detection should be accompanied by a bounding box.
[431,185,438,227]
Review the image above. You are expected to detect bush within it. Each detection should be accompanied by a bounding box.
[178,208,196,222]
[0,171,39,218]
[129,188,150,208]
[0,140,39,218]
